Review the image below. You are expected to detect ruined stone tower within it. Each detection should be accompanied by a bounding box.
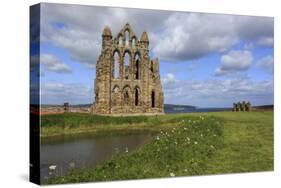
[92,23,164,115]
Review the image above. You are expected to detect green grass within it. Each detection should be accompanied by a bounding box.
[203,111,273,174]
[43,111,273,185]
[40,113,165,137]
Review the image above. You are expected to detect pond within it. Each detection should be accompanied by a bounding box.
[40,132,154,182]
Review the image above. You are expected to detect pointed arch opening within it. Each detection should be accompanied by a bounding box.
[112,85,120,106]
[151,91,155,108]
[113,51,119,79]
[125,30,129,46]
[123,52,130,80]
[135,87,140,106]
[135,53,140,80]
[118,35,123,47]
[132,37,136,48]
[123,86,131,106]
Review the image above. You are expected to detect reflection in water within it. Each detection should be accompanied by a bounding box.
[40,133,154,182]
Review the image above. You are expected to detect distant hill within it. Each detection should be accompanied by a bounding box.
[253,105,273,110]
[71,104,92,108]
[41,103,196,109]
[164,104,196,110]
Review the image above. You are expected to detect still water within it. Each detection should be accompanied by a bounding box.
[164,107,230,114]
[40,133,154,182]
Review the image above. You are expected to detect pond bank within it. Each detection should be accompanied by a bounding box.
[40,112,181,138]
[42,111,273,185]
[45,115,224,184]
[41,132,155,182]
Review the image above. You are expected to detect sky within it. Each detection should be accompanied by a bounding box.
[33,3,274,107]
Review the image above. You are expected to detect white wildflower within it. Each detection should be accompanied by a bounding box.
[156,136,160,140]
[49,165,56,171]
[194,141,198,145]
[170,172,175,177]
[69,162,75,169]
[125,147,129,153]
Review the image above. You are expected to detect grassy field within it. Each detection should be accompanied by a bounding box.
[42,111,273,184]
[41,113,176,137]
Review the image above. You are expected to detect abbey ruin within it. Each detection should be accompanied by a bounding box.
[92,23,164,115]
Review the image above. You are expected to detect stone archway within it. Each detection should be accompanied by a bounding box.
[134,52,140,80]
[134,87,141,106]
[151,90,155,108]
[123,86,131,106]
[123,51,131,80]
[112,85,121,106]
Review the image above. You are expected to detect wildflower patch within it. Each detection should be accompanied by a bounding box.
[46,116,223,184]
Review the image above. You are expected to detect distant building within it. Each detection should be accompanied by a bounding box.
[92,23,164,115]
[232,101,251,112]
[63,102,69,112]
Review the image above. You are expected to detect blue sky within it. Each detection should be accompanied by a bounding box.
[36,3,274,107]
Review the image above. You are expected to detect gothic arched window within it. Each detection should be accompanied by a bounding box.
[125,30,129,46]
[123,87,131,106]
[132,37,136,48]
[112,86,120,106]
[151,91,155,108]
[135,88,139,106]
[118,35,122,47]
[114,51,119,79]
[135,54,140,80]
[123,52,130,80]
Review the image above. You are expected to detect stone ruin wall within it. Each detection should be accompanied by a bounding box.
[92,23,164,115]
[232,101,252,112]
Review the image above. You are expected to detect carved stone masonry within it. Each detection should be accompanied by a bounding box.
[232,101,251,112]
[92,23,164,115]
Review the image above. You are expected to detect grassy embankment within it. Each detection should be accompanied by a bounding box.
[42,111,273,184]
[41,113,170,138]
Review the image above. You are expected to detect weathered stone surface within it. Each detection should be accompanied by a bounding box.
[92,23,164,115]
[232,101,251,112]
[63,102,69,112]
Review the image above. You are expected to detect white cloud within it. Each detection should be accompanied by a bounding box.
[40,3,170,68]
[153,13,273,62]
[162,73,176,85]
[256,37,274,47]
[41,82,93,104]
[215,50,253,76]
[256,55,274,74]
[40,53,72,73]
[153,13,237,61]
[40,3,273,67]
[162,74,273,107]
